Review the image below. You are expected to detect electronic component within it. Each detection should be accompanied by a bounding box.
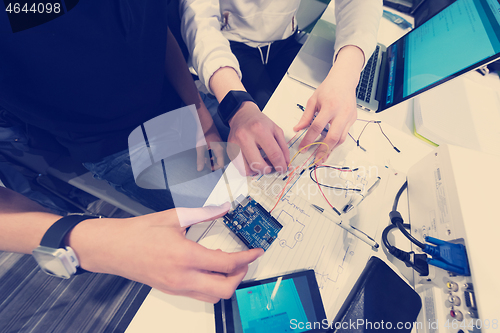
[407,145,500,333]
[464,290,477,310]
[215,269,326,333]
[222,195,282,251]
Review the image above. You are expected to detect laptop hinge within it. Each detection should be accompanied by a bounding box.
[375,50,388,111]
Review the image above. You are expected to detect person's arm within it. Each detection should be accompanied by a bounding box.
[210,67,290,175]
[164,26,225,170]
[0,186,263,303]
[0,186,60,254]
[180,0,242,96]
[294,0,382,160]
[181,0,289,175]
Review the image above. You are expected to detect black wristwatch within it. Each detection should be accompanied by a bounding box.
[217,90,256,127]
[32,214,99,279]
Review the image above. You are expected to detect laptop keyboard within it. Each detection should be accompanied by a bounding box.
[356,45,380,103]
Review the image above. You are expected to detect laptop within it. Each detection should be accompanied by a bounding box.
[287,0,500,113]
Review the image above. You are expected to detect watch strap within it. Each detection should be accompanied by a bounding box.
[217,90,256,127]
[40,214,98,274]
[40,214,99,248]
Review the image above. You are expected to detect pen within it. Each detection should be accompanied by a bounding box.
[207,148,215,172]
[343,176,381,213]
[311,204,379,248]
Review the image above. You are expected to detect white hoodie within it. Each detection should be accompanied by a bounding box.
[180,0,382,94]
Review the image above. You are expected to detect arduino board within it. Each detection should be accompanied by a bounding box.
[223,196,282,251]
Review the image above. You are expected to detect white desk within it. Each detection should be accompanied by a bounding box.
[126,4,500,333]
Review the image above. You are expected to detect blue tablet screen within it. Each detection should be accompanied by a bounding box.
[232,276,318,333]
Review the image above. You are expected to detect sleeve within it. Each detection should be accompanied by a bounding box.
[180,0,242,95]
[333,0,383,68]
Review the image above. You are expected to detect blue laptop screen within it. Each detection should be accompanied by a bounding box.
[384,0,500,108]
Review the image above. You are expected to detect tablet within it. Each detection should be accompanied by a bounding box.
[215,269,327,333]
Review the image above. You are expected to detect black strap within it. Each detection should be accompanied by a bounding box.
[217,90,256,127]
[40,214,98,248]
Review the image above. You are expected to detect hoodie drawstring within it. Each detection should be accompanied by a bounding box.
[257,43,272,65]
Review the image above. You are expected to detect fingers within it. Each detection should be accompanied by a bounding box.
[238,138,272,175]
[227,106,289,175]
[297,86,358,160]
[158,287,221,304]
[297,106,331,152]
[176,203,231,228]
[211,146,226,170]
[192,263,249,300]
[196,146,207,172]
[196,140,226,172]
[165,246,263,302]
[181,291,221,304]
[159,263,250,302]
[206,141,226,171]
[195,146,217,172]
[316,115,349,157]
[319,102,357,159]
[274,128,290,171]
[225,141,248,176]
[293,97,317,132]
[238,127,288,175]
[259,138,288,174]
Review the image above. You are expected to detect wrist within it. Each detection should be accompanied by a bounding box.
[331,46,365,88]
[335,45,365,68]
[209,67,245,101]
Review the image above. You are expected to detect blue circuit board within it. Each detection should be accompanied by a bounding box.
[223,196,282,251]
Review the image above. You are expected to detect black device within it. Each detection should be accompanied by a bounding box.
[411,0,455,27]
[329,256,422,332]
[383,0,418,14]
[215,269,327,333]
[217,90,256,127]
[288,0,500,113]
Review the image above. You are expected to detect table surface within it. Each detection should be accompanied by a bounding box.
[125,3,500,333]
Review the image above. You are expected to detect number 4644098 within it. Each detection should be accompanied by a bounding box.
[5,2,61,14]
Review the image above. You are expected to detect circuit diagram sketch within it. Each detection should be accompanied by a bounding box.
[187,127,392,319]
[275,210,305,249]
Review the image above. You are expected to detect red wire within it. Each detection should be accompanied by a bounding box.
[270,144,321,213]
[314,165,335,210]
[270,142,330,213]
[270,165,299,213]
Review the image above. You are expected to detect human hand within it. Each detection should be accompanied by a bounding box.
[192,100,226,172]
[68,203,264,303]
[227,102,290,175]
[293,46,364,162]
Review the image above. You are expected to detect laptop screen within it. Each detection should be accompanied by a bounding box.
[383,0,500,109]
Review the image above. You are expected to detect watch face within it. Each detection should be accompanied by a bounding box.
[32,247,73,279]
